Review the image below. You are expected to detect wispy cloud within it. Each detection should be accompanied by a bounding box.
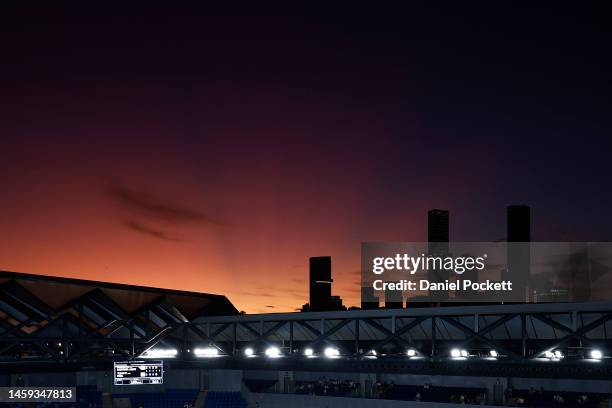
[109,182,227,226]
[123,220,185,242]
[108,181,228,242]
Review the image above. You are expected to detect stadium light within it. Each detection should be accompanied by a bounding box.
[590,349,603,360]
[406,348,417,357]
[194,347,219,357]
[450,348,468,358]
[324,346,340,358]
[543,350,564,360]
[303,348,314,357]
[265,346,282,358]
[244,347,255,357]
[142,348,178,358]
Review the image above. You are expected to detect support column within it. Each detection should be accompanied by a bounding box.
[431,317,436,357]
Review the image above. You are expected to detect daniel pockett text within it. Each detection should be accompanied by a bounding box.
[370,252,512,294]
[360,242,534,303]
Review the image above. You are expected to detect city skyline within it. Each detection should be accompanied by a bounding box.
[3,202,597,313]
[1,5,611,313]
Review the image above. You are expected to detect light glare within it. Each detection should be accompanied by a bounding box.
[591,349,603,360]
[194,347,219,357]
[142,348,178,358]
[265,346,281,358]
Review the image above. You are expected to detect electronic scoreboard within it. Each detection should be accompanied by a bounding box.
[113,360,163,385]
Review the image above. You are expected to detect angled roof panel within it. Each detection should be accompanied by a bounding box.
[0,270,238,327]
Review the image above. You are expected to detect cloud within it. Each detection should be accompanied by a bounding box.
[122,220,186,242]
[108,181,230,241]
[109,182,226,226]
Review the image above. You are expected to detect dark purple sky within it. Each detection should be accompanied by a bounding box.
[1,4,610,312]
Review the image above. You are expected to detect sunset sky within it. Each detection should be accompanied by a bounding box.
[1,5,611,313]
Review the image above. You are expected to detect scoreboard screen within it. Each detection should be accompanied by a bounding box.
[113,360,163,385]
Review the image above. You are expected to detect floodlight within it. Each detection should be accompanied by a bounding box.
[265,346,281,358]
[194,347,219,357]
[142,348,178,358]
[324,346,340,358]
[590,349,603,360]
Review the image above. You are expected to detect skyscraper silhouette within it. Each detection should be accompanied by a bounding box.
[506,205,531,302]
[361,286,379,309]
[428,209,450,301]
[309,256,332,311]
[428,209,450,244]
[507,205,531,242]
[384,282,403,309]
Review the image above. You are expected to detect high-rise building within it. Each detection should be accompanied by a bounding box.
[428,209,450,244]
[507,205,531,242]
[506,205,531,302]
[361,286,379,309]
[428,209,450,301]
[384,283,403,309]
[309,256,332,311]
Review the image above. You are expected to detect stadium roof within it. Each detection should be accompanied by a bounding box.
[0,270,237,338]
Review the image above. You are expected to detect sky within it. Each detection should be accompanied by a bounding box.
[1,4,611,313]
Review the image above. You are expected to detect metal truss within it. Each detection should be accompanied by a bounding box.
[2,280,612,378]
[188,302,612,360]
[176,302,612,378]
[0,277,219,363]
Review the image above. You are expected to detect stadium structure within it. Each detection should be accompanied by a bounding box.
[1,270,612,408]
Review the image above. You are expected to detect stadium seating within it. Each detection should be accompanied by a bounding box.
[126,389,199,408]
[203,392,247,408]
[506,388,606,407]
[243,379,278,393]
[76,385,102,407]
[293,379,358,397]
[381,384,487,404]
